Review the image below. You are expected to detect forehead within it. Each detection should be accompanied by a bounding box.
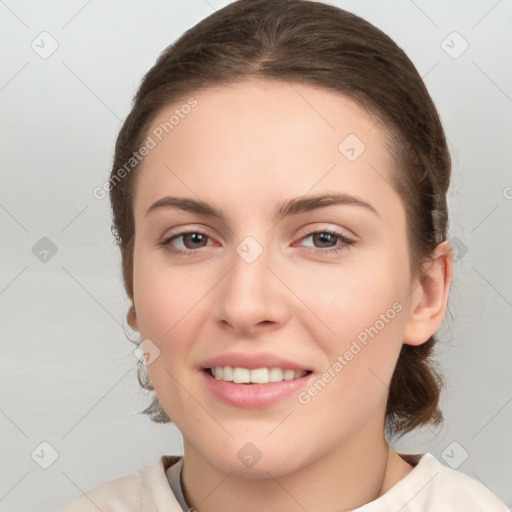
[162,78,380,139]
[133,79,399,221]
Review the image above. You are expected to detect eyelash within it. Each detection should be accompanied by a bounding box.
[158,228,355,257]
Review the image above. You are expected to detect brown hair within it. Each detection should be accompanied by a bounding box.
[109,0,450,437]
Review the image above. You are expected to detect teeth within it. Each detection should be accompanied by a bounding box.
[222,366,233,381]
[250,368,269,384]
[233,367,250,383]
[210,366,308,384]
[283,369,295,381]
[269,368,283,382]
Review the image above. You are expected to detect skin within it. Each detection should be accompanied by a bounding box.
[127,79,453,512]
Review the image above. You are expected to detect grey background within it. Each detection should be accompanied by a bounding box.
[1,1,511,510]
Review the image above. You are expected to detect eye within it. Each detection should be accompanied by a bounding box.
[159,229,213,256]
[159,227,355,257]
[297,228,355,255]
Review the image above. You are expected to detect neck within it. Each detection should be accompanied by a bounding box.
[180,425,412,512]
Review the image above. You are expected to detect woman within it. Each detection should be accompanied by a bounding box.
[61,0,509,510]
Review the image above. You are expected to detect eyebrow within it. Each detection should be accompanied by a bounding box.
[144,192,380,222]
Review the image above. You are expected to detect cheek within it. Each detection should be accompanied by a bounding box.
[132,246,204,341]
[289,253,409,352]
[132,282,173,343]
[131,252,222,400]
[131,260,208,421]
[288,250,409,410]
[294,280,406,443]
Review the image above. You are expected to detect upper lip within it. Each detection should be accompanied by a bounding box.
[200,352,311,371]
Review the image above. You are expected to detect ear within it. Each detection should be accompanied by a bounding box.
[403,241,453,346]
[127,303,139,332]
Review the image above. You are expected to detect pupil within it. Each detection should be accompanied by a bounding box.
[316,232,335,247]
[187,233,205,248]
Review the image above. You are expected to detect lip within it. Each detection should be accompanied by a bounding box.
[199,352,314,408]
[200,352,311,372]
[201,369,314,409]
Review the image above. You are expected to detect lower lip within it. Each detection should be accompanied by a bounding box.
[201,370,313,408]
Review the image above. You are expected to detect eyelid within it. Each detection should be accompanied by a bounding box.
[159,223,357,256]
[161,223,355,242]
[295,223,357,241]
[161,224,218,241]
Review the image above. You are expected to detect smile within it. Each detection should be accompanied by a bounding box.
[202,366,314,408]
[208,367,311,384]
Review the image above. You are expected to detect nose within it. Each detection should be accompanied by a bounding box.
[212,238,291,337]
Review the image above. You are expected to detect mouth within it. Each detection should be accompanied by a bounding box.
[204,366,313,384]
[201,366,314,408]
[199,352,315,408]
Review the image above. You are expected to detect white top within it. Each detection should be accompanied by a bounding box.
[60,452,510,511]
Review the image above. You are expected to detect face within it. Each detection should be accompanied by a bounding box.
[129,79,419,477]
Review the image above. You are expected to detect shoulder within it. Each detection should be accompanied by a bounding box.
[422,453,509,510]
[59,455,183,512]
[60,472,140,512]
[356,452,509,511]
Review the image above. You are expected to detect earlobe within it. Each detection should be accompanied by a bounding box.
[127,303,139,331]
[403,241,453,346]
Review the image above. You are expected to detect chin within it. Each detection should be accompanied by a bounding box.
[196,438,312,479]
